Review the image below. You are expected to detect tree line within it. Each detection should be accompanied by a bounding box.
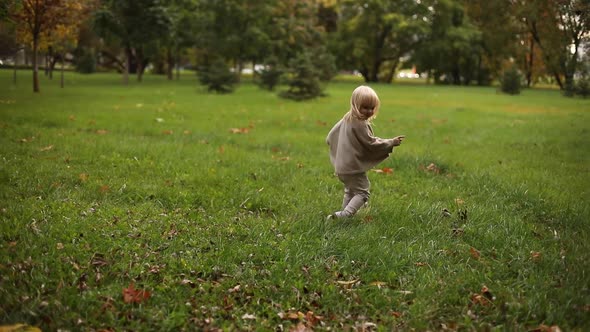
[1,0,589,97]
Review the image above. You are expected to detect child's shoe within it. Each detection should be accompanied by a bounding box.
[327,211,351,220]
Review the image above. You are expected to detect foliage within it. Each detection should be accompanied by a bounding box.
[279,52,324,101]
[256,56,283,91]
[93,0,171,80]
[500,65,523,95]
[575,77,590,98]
[9,0,89,91]
[75,49,96,74]
[198,59,238,93]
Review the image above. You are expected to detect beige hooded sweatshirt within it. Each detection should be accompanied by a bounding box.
[326,117,395,175]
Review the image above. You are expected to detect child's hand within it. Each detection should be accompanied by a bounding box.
[393,135,405,146]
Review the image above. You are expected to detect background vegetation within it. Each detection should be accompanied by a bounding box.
[1,0,589,97]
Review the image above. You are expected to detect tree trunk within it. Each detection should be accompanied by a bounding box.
[13,48,17,85]
[384,60,399,84]
[60,54,65,88]
[167,47,173,80]
[48,47,54,79]
[136,48,144,82]
[525,35,534,87]
[123,50,129,85]
[175,50,180,80]
[32,38,40,92]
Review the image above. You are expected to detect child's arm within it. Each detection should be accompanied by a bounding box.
[392,135,406,146]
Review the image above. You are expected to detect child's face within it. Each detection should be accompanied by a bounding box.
[359,105,375,119]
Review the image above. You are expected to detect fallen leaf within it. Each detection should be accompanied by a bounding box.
[455,198,464,205]
[0,324,42,332]
[99,185,110,193]
[415,262,427,267]
[96,129,108,135]
[529,325,562,332]
[391,311,402,318]
[336,279,359,289]
[40,145,54,152]
[305,311,322,326]
[290,322,310,332]
[530,251,542,261]
[441,208,451,217]
[181,279,196,288]
[69,115,76,121]
[373,167,393,174]
[426,163,440,174]
[56,243,64,250]
[229,127,249,134]
[370,281,387,288]
[241,313,256,320]
[469,247,480,260]
[79,173,89,182]
[162,130,173,135]
[452,228,464,237]
[122,283,150,304]
[90,253,108,267]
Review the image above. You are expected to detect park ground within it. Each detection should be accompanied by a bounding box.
[0,70,589,331]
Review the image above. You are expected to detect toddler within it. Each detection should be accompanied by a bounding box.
[326,85,404,219]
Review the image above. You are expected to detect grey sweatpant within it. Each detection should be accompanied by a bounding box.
[337,172,370,216]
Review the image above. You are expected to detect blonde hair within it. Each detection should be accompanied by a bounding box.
[344,85,380,122]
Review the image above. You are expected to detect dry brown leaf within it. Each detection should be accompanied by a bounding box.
[79,173,89,182]
[530,251,542,261]
[229,127,250,134]
[0,324,42,332]
[529,325,562,332]
[373,167,393,174]
[96,129,108,135]
[39,145,54,152]
[336,279,359,289]
[469,247,480,260]
[122,283,150,304]
[370,281,387,288]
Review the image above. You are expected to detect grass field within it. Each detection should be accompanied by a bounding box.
[1,70,589,331]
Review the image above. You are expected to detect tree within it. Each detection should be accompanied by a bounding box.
[516,0,590,93]
[94,0,171,83]
[464,0,517,85]
[280,51,324,101]
[9,0,77,92]
[413,0,483,85]
[0,3,20,85]
[336,0,430,83]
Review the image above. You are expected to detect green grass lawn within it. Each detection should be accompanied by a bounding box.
[1,70,589,331]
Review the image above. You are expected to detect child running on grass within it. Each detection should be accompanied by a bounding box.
[326,85,405,219]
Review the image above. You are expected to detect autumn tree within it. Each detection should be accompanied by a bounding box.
[9,0,76,92]
[516,0,590,93]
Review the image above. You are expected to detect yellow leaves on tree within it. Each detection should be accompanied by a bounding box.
[13,0,89,51]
